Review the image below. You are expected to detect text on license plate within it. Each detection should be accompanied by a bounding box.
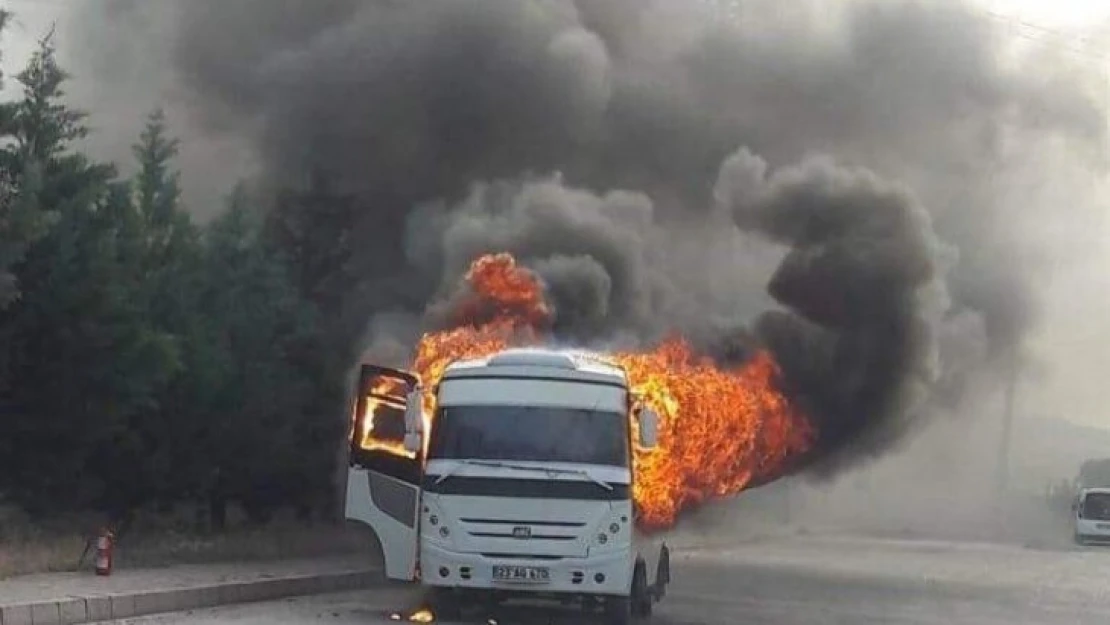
[1097,523,1110,530]
[492,565,550,583]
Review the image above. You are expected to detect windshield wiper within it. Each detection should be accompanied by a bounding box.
[435,459,538,484]
[437,460,614,491]
[434,459,493,485]
[434,459,614,491]
[561,467,614,492]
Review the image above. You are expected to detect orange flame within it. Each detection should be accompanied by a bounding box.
[359,379,415,459]
[363,252,815,529]
[610,339,811,529]
[389,609,435,623]
[413,253,550,385]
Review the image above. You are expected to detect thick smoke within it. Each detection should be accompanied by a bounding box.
[410,177,667,344]
[405,148,952,469]
[716,149,953,468]
[61,0,1106,474]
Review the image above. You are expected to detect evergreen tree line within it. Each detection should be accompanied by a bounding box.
[0,32,354,529]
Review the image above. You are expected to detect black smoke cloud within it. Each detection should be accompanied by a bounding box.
[63,0,1105,473]
[409,177,665,343]
[405,148,951,469]
[716,149,952,468]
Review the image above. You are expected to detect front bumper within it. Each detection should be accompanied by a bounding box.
[420,542,633,597]
[1076,520,1110,543]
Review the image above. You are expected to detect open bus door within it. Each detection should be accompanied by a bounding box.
[345,364,424,581]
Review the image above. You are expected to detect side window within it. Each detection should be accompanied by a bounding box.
[350,365,421,483]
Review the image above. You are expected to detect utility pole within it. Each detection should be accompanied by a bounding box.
[996,352,1019,496]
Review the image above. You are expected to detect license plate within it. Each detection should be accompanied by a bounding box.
[492,565,550,583]
[1096,523,1110,530]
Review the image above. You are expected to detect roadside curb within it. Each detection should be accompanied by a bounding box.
[0,568,382,625]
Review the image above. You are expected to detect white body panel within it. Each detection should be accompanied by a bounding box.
[1075,518,1110,541]
[438,377,627,411]
[1074,487,1110,543]
[345,348,669,603]
[419,459,663,597]
[345,468,419,580]
[421,542,636,596]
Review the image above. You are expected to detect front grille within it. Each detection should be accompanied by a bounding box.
[469,531,575,541]
[460,518,585,528]
[481,553,564,560]
[423,475,629,500]
[459,517,585,542]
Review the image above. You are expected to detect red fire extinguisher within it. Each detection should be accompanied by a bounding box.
[94,528,114,576]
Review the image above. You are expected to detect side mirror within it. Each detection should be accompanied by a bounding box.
[403,432,422,454]
[639,407,659,449]
[403,387,423,434]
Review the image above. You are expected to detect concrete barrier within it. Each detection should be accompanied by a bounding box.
[0,569,380,625]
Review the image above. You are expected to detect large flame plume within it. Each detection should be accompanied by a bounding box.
[363,253,814,529]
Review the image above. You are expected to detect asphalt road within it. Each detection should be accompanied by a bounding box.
[114,535,1110,624]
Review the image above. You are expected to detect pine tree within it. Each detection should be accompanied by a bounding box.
[264,173,362,520]
[197,192,328,526]
[265,172,358,314]
[0,16,54,309]
[129,109,209,512]
[0,34,347,525]
[0,38,178,518]
[133,109,182,236]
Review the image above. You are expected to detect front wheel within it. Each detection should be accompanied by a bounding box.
[605,595,633,625]
[428,587,462,621]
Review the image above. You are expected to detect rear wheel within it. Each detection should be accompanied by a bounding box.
[632,562,652,617]
[655,545,670,600]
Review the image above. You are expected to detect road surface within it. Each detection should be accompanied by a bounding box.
[113,534,1110,624]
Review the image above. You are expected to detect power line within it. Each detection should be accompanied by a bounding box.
[984,10,1109,62]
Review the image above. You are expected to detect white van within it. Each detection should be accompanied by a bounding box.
[345,349,670,624]
[1073,487,1110,545]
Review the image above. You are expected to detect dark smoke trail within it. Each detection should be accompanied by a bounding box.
[715,149,953,469]
[409,146,952,472]
[62,0,1106,474]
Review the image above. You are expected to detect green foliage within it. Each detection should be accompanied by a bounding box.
[0,26,57,309]
[264,173,358,316]
[195,194,327,521]
[0,32,352,526]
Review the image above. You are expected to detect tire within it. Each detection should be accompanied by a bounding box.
[429,587,462,621]
[605,596,633,625]
[655,545,671,600]
[632,561,652,618]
